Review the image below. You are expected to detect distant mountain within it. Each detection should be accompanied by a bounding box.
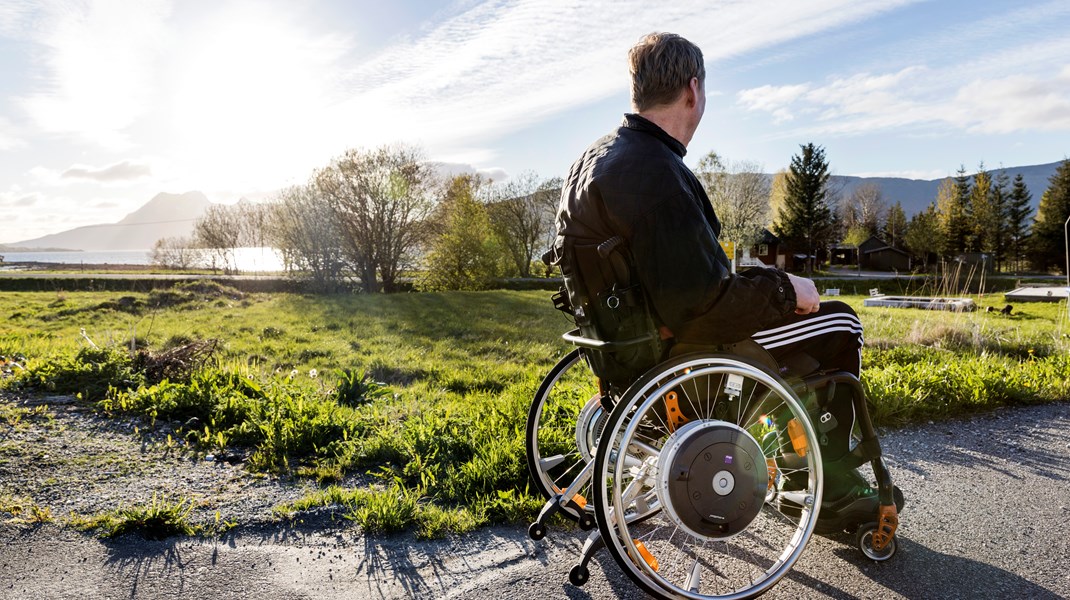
[832,161,1063,217]
[10,191,212,251]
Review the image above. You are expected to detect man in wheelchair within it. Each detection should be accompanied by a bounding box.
[548,31,902,535]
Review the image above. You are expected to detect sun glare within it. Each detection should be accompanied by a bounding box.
[168,10,340,191]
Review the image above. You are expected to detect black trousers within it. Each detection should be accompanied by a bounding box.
[752,300,863,378]
[752,300,864,470]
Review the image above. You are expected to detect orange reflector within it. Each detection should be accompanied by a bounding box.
[571,494,587,510]
[787,418,808,457]
[872,504,899,551]
[665,391,688,433]
[634,540,659,571]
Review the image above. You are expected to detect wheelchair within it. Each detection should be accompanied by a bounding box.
[525,237,901,599]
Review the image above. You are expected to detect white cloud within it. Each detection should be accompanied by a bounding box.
[738,84,812,123]
[430,162,509,183]
[329,0,923,152]
[60,160,153,183]
[738,59,1070,139]
[951,66,1070,134]
[0,188,40,208]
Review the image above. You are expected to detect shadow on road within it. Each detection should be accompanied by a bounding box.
[102,537,189,597]
[837,537,1065,599]
[890,404,1070,483]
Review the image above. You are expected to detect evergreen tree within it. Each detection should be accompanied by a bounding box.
[1006,173,1033,274]
[989,169,1010,270]
[774,143,834,273]
[904,202,942,271]
[884,201,908,249]
[1028,159,1070,274]
[935,177,967,258]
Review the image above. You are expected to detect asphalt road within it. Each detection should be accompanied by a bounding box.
[3,402,1069,600]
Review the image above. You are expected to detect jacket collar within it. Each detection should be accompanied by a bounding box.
[622,113,687,158]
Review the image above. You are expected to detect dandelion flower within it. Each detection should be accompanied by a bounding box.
[289,369,299,379]
[309,368,318,379]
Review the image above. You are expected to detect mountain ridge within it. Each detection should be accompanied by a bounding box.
[6,191,212,252]
[830,160,1062,217]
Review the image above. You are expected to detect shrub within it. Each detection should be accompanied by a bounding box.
[16,346,142,401]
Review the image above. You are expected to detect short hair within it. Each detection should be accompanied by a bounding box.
[628,32,705,112]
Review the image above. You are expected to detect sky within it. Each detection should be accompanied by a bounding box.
[1,0,1069,244]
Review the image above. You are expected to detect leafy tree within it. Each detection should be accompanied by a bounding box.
[968,164,994,253]
[884,201,907,249]
[767,169,790,232]
[1028,159,1070,274]
[315,145,435,293]
[695,151,771,260]
[1006,173,1033,274]
[904,202,942,270]
[774,143,834,273]
[842,224,871,249]
[487,171,559,277]
[419,174,502,291]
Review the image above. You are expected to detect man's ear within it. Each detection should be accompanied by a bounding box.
[686,77,700,106]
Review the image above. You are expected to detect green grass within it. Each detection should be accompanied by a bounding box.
[69,493,197,539]
[2,285,1068,538]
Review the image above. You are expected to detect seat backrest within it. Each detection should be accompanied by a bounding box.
[549,236,666,398]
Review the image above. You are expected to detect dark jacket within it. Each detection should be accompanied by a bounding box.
[556,114,797,345]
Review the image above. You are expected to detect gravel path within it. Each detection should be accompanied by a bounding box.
[0,393,323,530]
[2,392,1069,599]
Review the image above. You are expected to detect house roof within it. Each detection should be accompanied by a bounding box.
[863,245,910,257]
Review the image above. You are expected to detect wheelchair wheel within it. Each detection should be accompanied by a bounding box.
[593,353,824,600]
[525,349,604,517]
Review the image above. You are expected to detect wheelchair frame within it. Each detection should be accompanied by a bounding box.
[526,237,900,598]
[526,334,901,598]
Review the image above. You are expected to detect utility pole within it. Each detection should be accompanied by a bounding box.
[1064,214,1069,288]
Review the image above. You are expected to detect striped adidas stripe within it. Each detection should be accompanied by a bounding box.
[752,312,864,350]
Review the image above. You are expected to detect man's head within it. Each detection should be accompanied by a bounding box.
[628,32,705,113]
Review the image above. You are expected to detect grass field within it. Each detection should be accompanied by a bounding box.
[2,282,1068,537]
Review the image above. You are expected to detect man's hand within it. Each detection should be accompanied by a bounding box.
[787,273,821,315]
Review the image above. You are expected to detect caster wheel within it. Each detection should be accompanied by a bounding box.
[856,522,896,561]
[569,564,589,587]
[528,522,546,541]
[578,513,596,531]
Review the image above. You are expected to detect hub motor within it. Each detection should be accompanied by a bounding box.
[656,420,768,539]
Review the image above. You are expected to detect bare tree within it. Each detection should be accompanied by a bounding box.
[265,185,348,292]
[193,204,242,273]
[234,199,271,248]
[841,183,886,238]
[695,152,770,259]
[487,171,560,277]
[315,145,436,293]
[150,236,203,270]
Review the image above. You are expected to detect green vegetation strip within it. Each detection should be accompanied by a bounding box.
[2,285,1067,538]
